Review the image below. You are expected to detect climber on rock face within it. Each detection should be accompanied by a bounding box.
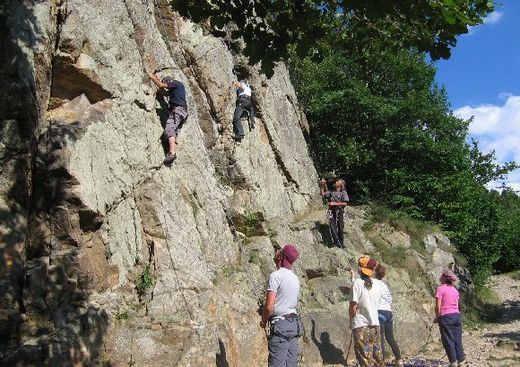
[148,71,188,165]
[320,178,349,248]
[260,244,302,367]
[232,80,255,142]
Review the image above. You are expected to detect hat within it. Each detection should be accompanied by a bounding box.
[358,255,377,277]
[281,244,299,269]
[440,269,458,283]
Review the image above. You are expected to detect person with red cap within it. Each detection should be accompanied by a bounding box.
[260,244,302,367]
[435,269,466,367]
[349,256,384,367]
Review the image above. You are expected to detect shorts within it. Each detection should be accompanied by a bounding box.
[164,105,188,139]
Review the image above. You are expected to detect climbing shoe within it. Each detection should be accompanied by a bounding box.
[163,152,177,165]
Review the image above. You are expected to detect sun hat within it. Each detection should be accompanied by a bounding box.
[358,255,377,277]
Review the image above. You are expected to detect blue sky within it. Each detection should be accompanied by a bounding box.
[435,0,520,191]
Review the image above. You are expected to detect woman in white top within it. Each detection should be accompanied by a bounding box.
[374,264,403,367]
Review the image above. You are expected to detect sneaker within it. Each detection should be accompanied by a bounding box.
[396,359,404,367]
[163,152,177,165]
[458,361,467,367]
[233,136,244,142]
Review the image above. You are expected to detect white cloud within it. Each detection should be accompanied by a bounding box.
[454,95,520,187]
[465,11,504,36]
[483,11,504,25]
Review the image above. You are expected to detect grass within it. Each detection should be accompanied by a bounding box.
[508,270,520,281]
[463,285,502,327]
[115,309,129,321]
[232,209,266,237]
[365,203,441,248]
[136,265,154,297]
[369,236,408,269]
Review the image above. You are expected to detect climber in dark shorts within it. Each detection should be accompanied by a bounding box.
[148,71,188,165]
[232,80,255,142]
[320,178,349,248]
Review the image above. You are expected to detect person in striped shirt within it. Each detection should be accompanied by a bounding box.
[374,264,403,367]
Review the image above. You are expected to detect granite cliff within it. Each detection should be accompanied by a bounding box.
[0,1,458,365]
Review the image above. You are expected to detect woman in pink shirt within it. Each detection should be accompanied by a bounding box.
[434,269,466,367]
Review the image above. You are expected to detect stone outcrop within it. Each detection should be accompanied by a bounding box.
[1,0,460,366]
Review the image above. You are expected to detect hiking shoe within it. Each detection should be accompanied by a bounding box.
[458,361,467,367]
[163,152,177,165]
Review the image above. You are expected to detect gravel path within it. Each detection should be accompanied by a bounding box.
[462,273,520,367]
[400,273,520,367]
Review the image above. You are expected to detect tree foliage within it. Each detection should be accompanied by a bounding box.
[290,48,517,283]
[172,0,494,75]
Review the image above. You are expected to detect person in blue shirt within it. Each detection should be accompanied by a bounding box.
[148,71,188,165]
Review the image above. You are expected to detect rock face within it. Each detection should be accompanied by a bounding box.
[1,1,458,366]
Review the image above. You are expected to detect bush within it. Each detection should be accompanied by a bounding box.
[136,265,154,297]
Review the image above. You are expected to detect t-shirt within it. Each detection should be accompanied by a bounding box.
[165,80,187,107]
[350,277,382,329]
[267,267,300,318]
[324,190,349,204]
[237,82,252,97]
[435,284,460,316]
[378,281,393,312]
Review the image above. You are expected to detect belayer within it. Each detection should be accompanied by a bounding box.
[148,71,188,165]
[260,244,302,367]
[232,80,255,142]
[319,178,349,248]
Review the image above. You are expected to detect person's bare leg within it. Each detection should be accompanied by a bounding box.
[168,136,176,155]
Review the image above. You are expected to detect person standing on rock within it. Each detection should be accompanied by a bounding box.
[148,71,188,165]
[319,178,349,248]
[374,264,404,367]
[232,80,255,142]
[349,256,384,367]
[434,269,467,367]
[260,244,302,367]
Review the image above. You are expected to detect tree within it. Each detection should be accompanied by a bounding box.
[171,0,494,75]
[494,188,520,272]
[290,47,515,283]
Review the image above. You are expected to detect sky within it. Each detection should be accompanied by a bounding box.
[435,0,520,192]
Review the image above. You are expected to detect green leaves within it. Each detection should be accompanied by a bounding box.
[171,0,494,75]
[290,46,516,284]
